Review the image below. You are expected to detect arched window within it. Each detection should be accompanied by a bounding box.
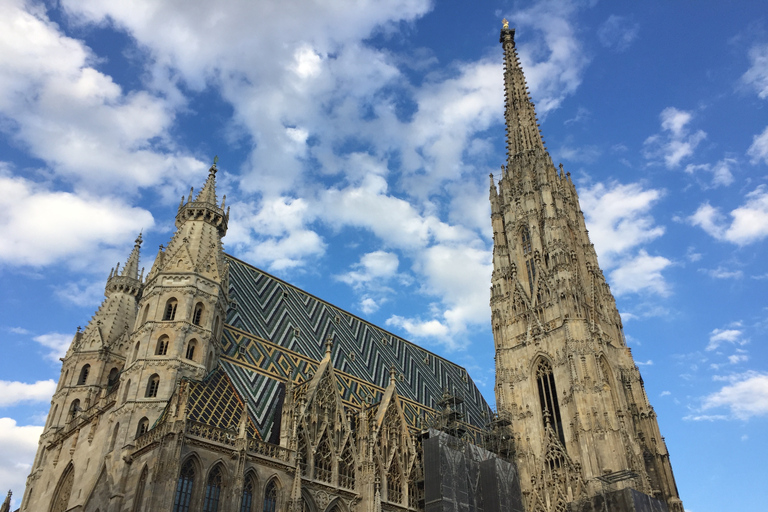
[203,465,224,512]
[193,303,204,326]
[145,374,160,398]
[338,440,355,489]
[163,298,178,321]
[535,358,565,446]
[69,399,81,420]
[186,340,197,361]
[50,462,75,512]
[136,417,149,438]
[107,367,120,387]
[59,369,69,391]
[133,341,141,362]
[156,336,170,356]
[78,364,90,385]
[110,423,120,452]
[522,228,535,295]
[173,459,196,512]
[133,466,148,512]
[141,304,150,325]
[263,480,278,512]
[387,458,403,504]
[314,432,332,483]
[240,473,256,512]
[123,379,132,404]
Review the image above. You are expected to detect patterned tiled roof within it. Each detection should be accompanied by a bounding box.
[220,255,492,440]
[185,368,259,439]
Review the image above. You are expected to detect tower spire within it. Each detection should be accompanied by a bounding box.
[194,160,219,206]
[120,233,143,279]
[500,21,544,159]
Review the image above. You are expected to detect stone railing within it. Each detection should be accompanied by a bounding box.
[186,421,238,447]
[134,421,170,451]
[247,437,291,461]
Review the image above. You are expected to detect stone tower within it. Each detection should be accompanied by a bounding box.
[20,163,230,512]
[490,23,683,512]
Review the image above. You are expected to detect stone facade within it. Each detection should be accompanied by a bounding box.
[19,22,682,512]
[490,25,683,512]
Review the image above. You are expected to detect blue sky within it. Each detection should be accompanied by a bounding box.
[1,0,767,510]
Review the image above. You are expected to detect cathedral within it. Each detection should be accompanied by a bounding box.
[19,23,683,512]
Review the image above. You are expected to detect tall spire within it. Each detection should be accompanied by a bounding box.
[500,21,545,159]
[120,233,143,279]
[175,156,229,237]
[194,159,219,206]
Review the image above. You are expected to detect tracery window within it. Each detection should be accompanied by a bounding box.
[535,358,565,446]
[387,458,403,504]
[133,466,148,512]
[203,465,224,512]
[338,440,355,489]
[78,364,90,385]
[240,473,256,512]
[163,298,178,321]
[522,229,535,294]
[145,374,160,398]
[522,228,532,254]
[193,303,204,326]
[314,432,332,483]
[173,460,196,512]
[50,463,75,512]
[263,480,278,512]
[156,336,169,356]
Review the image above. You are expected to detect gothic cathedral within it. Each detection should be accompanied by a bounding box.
[19,23,682,512]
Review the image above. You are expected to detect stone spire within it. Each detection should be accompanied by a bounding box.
[500,21,544,159]
[490,21,683,512]
[120,233,143,279]
[0,490,10,512]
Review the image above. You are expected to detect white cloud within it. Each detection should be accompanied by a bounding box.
[706,328,747,351]
[0,173,153,268]
[0,418,43,510]
[0,380,56,407]
[33,332,71,362]
[54,279,106,307]
[728,354,749,364]
[608,250,672,296]
[684,158,735,188]
[359,297,380,315]
[636,359,653,366]
[701,371,768,420]
[597,15,640,53]
[689,186,768,245]
[644,107,706,168]
[699,267,743,279]
[747,126,768,165]
[742,44,768,99]
[336,251,400,289]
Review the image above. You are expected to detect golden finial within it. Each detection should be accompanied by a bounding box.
[502,18,509,30]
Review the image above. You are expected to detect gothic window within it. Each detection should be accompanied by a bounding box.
[145,374,160,398]
[301,496,313,512]
[173,459,196,512]
[387,458,403,504]
[140,304,149,325]
[338,440,355,489]
[263,480,278,512]
[50,462,75,512]
[107,367,120,390]
[522,229,535,294]
[240,473,256,512]
[521,228,532,254]
[526,259,535,295]
[193,303,204,326]
[133,466,148,512]
[186,340,197,361]
[133,341,141,362]
[47,404,59,428]
[123,380,132,404]
[203,465,224,512]
[163,298,178,321]
[78,364,90,385]
[535,358,565,446]
[110,423,120,452]
[156,336,170,356]
[314,432,333,483]
[136,417,149,438]
[69,399,80,420]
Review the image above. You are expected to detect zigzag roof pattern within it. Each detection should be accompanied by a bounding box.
[220,255,492,440]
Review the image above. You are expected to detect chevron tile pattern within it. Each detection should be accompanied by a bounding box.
[220,256,492,440]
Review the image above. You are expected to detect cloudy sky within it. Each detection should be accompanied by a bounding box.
[1,0,767,510]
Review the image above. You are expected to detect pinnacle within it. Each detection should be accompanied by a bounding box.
[120,233,143,279]
[193,160,219,206]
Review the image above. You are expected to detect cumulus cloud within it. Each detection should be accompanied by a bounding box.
[644,107,706,168]
[0,418,43,510]
[700,371,768,420]
[608,250,672,296]
[33,332,72,362]
[0,173,153,269]
[0,380,56,407]
[706,328,747,351]
[336,251,401,289]
[684,158,735,188]
[689,186,768,245]
[742,44,768,99]
[597,15,640,52]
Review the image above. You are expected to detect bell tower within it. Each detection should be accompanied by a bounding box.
[491,21,683,512]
